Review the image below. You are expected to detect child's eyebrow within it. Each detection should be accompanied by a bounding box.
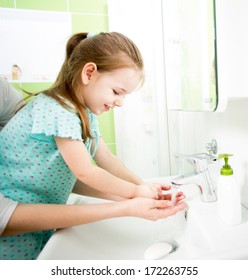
[116,87,127,94]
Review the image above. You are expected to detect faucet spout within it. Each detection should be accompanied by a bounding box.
[171,170,217,202]
[172,139,218,203]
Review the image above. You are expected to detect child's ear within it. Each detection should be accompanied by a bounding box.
[81,63,97,84]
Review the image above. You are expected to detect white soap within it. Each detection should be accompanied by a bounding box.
[144,242,173,260]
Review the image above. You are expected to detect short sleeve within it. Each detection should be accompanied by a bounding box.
[0,76,23,130]
[0,193,18,235]
[30,94,83,142]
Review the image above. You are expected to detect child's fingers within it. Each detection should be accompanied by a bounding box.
[176,192,185,200]
[160,185,171,191]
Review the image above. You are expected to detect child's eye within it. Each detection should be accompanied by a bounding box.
[113,90,120,95]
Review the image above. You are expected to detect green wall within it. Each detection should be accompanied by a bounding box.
[1,0,116,154]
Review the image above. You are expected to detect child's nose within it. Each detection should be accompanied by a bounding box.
[114,97,124,107]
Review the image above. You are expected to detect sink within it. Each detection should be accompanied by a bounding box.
[37,196,187,260]
[37,176,248,260]
[178,195,248,259]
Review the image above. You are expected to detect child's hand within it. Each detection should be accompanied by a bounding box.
[158,185,185,204]
[134,183,164,199]
[134,183,185,202]
[124,197,186,221]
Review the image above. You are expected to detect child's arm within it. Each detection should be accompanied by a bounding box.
[54,137,160,199]
[72,180,125,201]
[73,137,143,201]
[93,137,143,184]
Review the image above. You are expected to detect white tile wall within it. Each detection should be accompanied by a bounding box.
[168,99,248,208]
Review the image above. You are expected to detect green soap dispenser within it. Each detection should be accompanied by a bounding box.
[217,154,241,225]
[219,154,233,175]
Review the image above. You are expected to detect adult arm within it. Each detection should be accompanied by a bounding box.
[2,197,186,236]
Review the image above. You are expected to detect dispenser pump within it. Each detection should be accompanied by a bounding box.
[217,153,241,225]
[218,154,233,176]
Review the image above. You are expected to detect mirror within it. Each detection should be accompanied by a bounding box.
[0,8,71,81]
[163,0,218,111]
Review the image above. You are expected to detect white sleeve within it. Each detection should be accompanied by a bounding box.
[0,76,23,130]
[0,193,18,235]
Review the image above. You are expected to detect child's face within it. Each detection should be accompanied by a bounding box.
[80,67,141,115]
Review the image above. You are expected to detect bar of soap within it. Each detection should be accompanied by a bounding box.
[144,242,173,260]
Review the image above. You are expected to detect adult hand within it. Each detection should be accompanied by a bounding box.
[124,197,186,221]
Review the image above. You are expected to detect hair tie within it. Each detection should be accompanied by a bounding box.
[87,33,95,38]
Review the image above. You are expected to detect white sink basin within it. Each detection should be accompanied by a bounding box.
[37,196,187,260]
[37,176,248,260]
[180,195,248,259]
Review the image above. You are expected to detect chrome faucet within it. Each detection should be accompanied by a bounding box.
[171,139,218,203]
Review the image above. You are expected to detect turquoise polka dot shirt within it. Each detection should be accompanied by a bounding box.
[0,93,100,259]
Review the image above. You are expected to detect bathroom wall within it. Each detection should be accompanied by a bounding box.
[0,0,116,154]
[168,99,248,208]
[167,1,248,208]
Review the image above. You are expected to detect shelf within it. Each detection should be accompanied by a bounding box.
[8,80,54,84]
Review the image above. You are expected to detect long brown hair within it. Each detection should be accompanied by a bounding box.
[28,32,144,142]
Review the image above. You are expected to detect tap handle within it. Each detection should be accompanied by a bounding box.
[206,139,218,158]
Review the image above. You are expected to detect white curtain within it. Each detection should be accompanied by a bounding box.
[108,0,171,179]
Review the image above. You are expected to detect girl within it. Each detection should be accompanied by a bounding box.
[0,32,185,260]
